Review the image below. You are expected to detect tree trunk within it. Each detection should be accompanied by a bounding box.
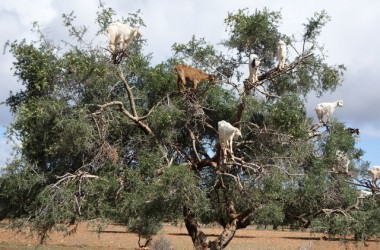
[183,201,253,249]
[183,206,209,249]
[208,220,237,250]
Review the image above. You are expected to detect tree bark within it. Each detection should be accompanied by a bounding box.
[208,201,252,249]
[208,220,237,250]
[183,201,254,249]
[183,206,209,250]
[94,101,153,135]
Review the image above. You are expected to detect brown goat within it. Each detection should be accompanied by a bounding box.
[174,64,215,92]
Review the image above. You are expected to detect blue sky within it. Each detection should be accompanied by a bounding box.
[357,136,380,166]
[0,0,379,168]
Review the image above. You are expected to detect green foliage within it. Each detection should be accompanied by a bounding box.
[313,200,380,241]
[158,164,210,217]
[202,86,236,125]
[224,8,282,62]
[30,185,78,242]
[0,162,46,220]
[96,1,116,35]
[5,41,58,112]
[268,95,308,137]
[0,4,375,248]
[303,10,331,43]
[318,64,346,93]
[172,36,223,69]
[11,98,94,172]
[148,101,185,140]
[141,62,177,107]
[254,203,285,228]
[62,11,88,41]
[88,164,207,239]
[325,123,357,152]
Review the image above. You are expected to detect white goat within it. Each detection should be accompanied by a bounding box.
[368,166,380,184]
[358,189,372,199]
[248,54,260,83]
[218,120,242,162]
[107,22,142,53]
[277,40,287,70]
[355,189,373,207]
[334,150,350,173]
[315,100,343,125]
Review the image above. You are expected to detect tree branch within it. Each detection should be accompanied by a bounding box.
[188,129,201,163]
[254,85,280,98]
[183,206,209,250]
[89,65,154,135]
[116,65,138,117]
[139,93,173,121]
[234,53,313,123]
[209,200,254,249]
[94,101,153,135]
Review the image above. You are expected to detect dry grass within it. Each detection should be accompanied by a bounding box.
[0,222,378,250]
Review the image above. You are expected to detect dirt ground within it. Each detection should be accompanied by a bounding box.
[0,221,379,250]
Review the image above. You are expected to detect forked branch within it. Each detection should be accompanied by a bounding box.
[90,64,156,135]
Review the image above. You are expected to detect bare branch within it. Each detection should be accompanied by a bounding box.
[52,170,99,188]
[95,101,134,120]
[268,164,305,177]
[94,101,153,135]
[254,85,280,98]
[188,129,201,163]
[318,208,353,219]
[217,171,243,191]
[289,42,301,56]
[234,53,313,123]
[138,93,173,121]
[116,65,138,117]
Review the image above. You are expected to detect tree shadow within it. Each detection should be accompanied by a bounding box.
[168,233,256,239]
[283,236,379,243]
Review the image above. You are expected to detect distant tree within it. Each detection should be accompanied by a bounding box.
[1,3,378,250]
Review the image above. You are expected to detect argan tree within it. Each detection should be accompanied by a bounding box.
[1,4,379,249]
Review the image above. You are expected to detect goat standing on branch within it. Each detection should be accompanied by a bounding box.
[315,100,343,125]
[276,40,287,70]
[346,127,360,136]
[174,64,215,92]
[248,54,260,84]
[358,190,372,199]
[346,127,360,142]
[107,22,142,63]
[334,150,350,173]
[218,120,242,163]
[356,189,372,207]
[368,166,380,185]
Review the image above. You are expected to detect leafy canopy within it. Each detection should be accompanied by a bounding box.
[0,4,376,249]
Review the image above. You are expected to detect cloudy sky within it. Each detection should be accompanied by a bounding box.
[0,0,379,167]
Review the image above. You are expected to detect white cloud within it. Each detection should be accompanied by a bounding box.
[0,0,57,27]
[0,128,13,168]
[360,125,380,139]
